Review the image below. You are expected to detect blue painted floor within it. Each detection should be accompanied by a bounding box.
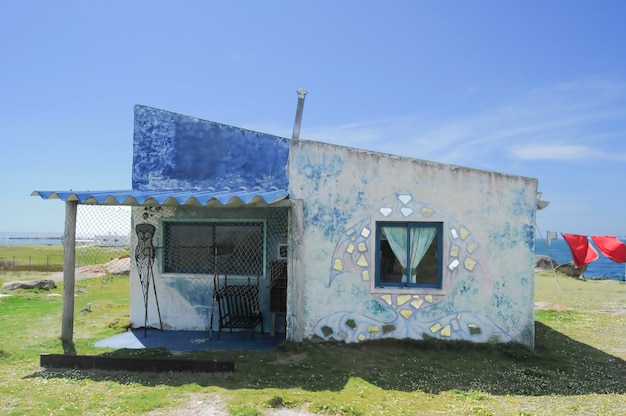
[95,328,285,352]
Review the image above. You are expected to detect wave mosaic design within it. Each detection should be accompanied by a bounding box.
[311,192,514,344]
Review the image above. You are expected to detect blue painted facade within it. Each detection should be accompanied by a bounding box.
[132,105,289,191]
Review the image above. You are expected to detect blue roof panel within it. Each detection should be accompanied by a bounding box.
[31,188,289,207]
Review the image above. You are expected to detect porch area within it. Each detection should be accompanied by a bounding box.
[95,328,285,352]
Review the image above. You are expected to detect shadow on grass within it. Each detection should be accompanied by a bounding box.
[26,321,626,396]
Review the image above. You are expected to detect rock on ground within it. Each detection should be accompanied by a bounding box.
[534,255,557,270]
[2,279,57,290]
[46,257,131,282]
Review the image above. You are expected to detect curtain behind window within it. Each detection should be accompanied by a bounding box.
[382,225,436,283]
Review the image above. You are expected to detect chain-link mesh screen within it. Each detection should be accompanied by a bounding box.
[67,205,288,280]
[162,221,264,275]
[73,205,132,269]
[156,208,288,280]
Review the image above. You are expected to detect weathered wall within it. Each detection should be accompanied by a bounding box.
[288,139,537,347]
[132,105,289,191]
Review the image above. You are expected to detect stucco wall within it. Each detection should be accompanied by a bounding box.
[288,139,538,348]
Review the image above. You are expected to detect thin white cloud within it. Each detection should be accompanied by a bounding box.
[253,79,626,166]
[510,144,602,160]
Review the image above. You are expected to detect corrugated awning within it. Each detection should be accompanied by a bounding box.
[31,187,289,207]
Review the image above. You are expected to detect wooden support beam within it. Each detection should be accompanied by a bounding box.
[61,200,77,346]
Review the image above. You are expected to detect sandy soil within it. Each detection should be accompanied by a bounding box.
[143,392,319,416]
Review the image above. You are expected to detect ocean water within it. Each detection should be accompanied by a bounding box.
[0,231,63,246]
[535,237,626,281]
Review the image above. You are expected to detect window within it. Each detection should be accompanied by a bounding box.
[376,222,443,288]
[163,221,263,275]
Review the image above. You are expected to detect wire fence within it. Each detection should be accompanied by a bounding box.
[0,205,132,273]
[74,205,132,267]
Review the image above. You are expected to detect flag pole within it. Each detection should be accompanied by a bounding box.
[536,224,561,290]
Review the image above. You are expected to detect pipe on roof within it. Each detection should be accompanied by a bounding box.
[291,89,307,140]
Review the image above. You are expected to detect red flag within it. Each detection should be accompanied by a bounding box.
[561,233,599,267]
[590,236,626,263]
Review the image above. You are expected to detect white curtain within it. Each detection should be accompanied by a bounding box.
[382,226,437,283]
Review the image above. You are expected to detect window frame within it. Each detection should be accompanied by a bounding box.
[374,221,444,289]
[160,219,266,276]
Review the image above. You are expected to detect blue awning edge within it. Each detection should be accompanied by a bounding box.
[31,187,289,207]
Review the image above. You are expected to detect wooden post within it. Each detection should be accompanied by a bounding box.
[61,200,77,346]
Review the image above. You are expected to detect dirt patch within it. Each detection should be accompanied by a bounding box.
[535,301,571,311]
[143,392,318,416]
[143,393,229,416]
[271,352,308,366]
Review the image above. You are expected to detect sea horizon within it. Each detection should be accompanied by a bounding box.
[0,231,129,247]
[0,231,63,245]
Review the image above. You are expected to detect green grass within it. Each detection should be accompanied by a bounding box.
[0,244,65,272]
[1,271,626,415]
[0,244,129,272]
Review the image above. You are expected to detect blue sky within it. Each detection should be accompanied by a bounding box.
[1,1,625,237]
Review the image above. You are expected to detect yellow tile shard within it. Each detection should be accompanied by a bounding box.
[464,257,476,271]
[421,207,434,217]
[430,323,442,333]
[467,240,478,253]
[411,298,424,309]
[397,295,411,305]
[356,254,369,267]
[332,259,343,271]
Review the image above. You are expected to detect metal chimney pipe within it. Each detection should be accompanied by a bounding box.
[291,89,307,140]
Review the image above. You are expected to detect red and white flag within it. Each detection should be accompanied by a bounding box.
[590,236,626,263]
[561,233,599,268]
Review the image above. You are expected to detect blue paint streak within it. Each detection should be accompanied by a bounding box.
[132,105,290,191]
